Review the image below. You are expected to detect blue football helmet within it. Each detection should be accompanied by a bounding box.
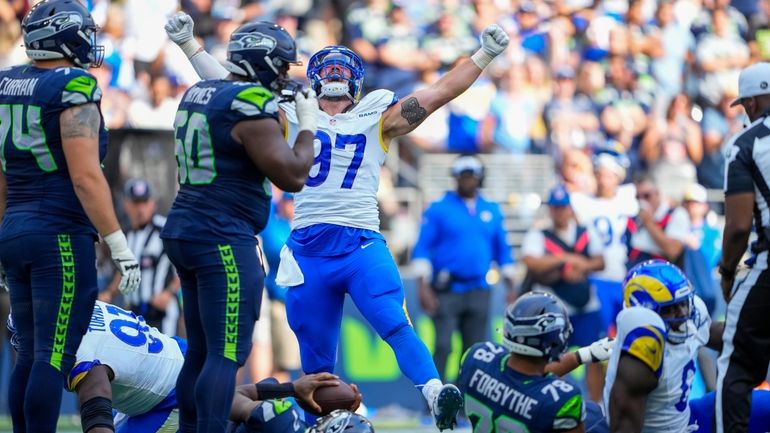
[22,0,104,68]
[307,46,365,101]
[623,259,696,344]
[502,292,573,362]
[309,410,374,433]
[225,21,299,92]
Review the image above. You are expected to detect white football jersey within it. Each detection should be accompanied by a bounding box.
[603,297,710,433]
[571,184,639,281]
[67,301,184,416]
[281,89,397,231]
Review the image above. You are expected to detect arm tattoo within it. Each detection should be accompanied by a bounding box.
[61,104,101,139]
[400,97,427,125]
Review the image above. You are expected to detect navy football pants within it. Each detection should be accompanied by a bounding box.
[0,234,98,433]
[164,239,263,433]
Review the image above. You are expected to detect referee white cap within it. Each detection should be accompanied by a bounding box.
[731,62,770,107]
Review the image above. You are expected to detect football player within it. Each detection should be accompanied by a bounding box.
[458,291,598,433]
[228,396,373,433]
[164,11,511,430]
[604,259,723,432]
[0,1,140,431]
[158,21,318,433]
[9,300,361,433]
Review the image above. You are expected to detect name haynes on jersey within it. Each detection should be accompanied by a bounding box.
[468,369,539,419]
[0,77,39,97]
[184,86,216,105]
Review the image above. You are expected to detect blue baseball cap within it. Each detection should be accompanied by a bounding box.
[124,178,152,202]
[547,184,571,207]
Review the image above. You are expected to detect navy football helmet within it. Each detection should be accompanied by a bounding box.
[502,292,573,362]
[225,21,299,92]
[22,0,104,68]
[309,410,374,433]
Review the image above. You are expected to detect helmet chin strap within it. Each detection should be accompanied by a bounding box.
[320,81,354,101]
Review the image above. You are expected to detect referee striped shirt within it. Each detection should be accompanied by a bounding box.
[724,114,770,270]
[124,214,176,308]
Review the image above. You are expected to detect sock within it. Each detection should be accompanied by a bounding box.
[195,354,239,433]
[421,378,443,407]
[177,349,205,433]
[9,361,31,433]
[384,324,440,393]
[25,361,64,433]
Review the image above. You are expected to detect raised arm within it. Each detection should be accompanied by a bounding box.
[380,25,510,141]
[166,11,229,80]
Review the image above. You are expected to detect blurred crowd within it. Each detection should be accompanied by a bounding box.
[1,0,765,202]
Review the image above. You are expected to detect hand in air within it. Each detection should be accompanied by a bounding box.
[479,24,510,58]
[295,88,319,135]
[165,11,195,45]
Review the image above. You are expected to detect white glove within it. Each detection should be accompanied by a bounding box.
[295,88,319,135]
[470,24,510,69]
[104,230,141,295]
[165,11,201,58]
[575,337,614,364]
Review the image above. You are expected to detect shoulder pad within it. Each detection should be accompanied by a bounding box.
[230,85,278,117]
[51,68,102,105]
[349,89,398,116]
[553,392,585,431]
[618,307,666,377]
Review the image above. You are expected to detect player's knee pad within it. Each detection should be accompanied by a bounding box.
[80,396,114,433]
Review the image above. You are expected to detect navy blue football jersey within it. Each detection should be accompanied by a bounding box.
[0,65,107,240]
[226,399,306,433]
[458,342,585,433]
[161,80,277,244]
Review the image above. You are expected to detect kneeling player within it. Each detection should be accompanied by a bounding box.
[9,300,361,432]
[458,292,590,432]
[604,260,723,432]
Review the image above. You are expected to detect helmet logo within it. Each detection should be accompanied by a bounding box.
[230,32,276,53]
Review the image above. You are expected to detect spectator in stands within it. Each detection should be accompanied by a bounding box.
[597,56,651,162]
[412,155,516,381]
[640,93,702,201]
[542,66,602,156]
[695,7,751,107]
[691,0,748,41]
[521,184,606,401]
[376,4,433,97]
[128,74,179,130]
[92,61,130,129]
[0,0,22,68]
[649,0,695,106]
[571,148,637,332]
[748,0,770,61]
[560,149,597,195]
[345,0,390,91]
[626,175,691,269]
[699,89,747,191]
[100,179,181,335]
[123,0,178,76]
[422,11,478,72]
[515,2,548,59]
[480,61,539,154]
[682,183,722,315]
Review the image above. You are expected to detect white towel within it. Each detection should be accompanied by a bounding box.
[276,245,304,287]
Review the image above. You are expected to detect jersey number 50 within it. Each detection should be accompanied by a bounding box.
[174,110,216,185]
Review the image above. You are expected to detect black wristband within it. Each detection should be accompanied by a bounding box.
[718,265,736,279]
[255,382,295,400]
[81,396,114,433]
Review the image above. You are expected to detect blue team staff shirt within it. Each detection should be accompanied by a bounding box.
[0,65,108,240]
[412,192,513,293]
[161,80,277,244]
[458,341,585,432]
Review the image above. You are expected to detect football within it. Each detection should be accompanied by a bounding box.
[313,381,357,415]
